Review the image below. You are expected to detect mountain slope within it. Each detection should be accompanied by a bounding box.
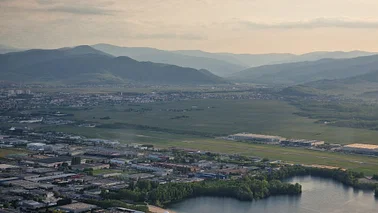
[175,50,376,68]
[0,46,225,85]
[0,44,22,54]
[229,54,378,85]
[295,69,378,97]
[92,44,246,77]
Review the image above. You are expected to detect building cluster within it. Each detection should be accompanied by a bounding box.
[226,133,325,147]
[0,128,269,213]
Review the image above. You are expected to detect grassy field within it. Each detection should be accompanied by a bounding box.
[42,126,378,175]
[43,99,378,175]
[56,99,378,145]
[0,148,28,158]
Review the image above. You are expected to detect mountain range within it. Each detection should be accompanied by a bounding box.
[0,45,226,85]
[93,44,376,77]
[2,43,378,88]
[92,44,247,77]
[229,54,378,85]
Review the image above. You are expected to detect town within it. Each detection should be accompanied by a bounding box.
[1,85,378,213]
[0,129,300,213]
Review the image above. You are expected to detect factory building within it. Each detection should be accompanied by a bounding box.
[227,133,285,143]
[280,139,325,147]
[26,143,47,151]
[342,143,378,155]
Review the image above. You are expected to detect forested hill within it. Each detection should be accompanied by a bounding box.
[0,45,226,85]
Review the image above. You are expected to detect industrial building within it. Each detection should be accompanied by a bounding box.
[342,143,378,155]
[280,139,325,147]
[25,156,72,168]
[227,133,285,143]
[56,202,98,213]
[26,142,47,151]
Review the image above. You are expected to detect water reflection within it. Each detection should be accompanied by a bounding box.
[169,176,378,213]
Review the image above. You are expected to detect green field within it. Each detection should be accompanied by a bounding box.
[43,126,378,175]
[55,99,378,145]
[43,99,378,175]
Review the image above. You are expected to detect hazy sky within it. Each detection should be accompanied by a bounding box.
[1,0,378,53]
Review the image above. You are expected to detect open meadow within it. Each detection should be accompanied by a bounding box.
[53,99,378,145]
[42,99,378,175]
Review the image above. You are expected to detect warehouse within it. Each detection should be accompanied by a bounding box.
[342,143,378,155]
[32,156,72,168]
[227,133,285,143]
[26,142,46,151]
[56,202,97,213]
[281,139,325,147]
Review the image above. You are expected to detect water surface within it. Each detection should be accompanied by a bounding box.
[169,176,378,213]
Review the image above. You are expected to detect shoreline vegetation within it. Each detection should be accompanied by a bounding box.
[102,175,302,208]
[94,165,378,211]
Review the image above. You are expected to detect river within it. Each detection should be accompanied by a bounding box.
[168,176,378,213]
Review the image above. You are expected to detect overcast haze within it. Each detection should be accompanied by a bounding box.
[1,0,378,54]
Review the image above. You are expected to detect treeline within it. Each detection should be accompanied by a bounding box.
[103,177,301,207]
[267,165,375,189]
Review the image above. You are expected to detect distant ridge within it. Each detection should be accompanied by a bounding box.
[92,43,247,77]
[0,45,226,85]
[228,54,378,85]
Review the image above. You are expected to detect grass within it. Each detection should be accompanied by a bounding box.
[42,99,378,175]
[55,99,378,145]
[45,125,378,175]
[0,148,28,158]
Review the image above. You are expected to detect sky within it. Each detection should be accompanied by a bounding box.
[1,0,378,54]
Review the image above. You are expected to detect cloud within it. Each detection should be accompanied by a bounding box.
[35,0,56,5]
[134,33,206,40]
[241,17,378,29]
[41,5,117,15]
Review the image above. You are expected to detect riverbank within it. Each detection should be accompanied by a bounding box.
[148,205,176,213]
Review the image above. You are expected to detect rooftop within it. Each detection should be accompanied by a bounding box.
[232,133,285,140]
[57,202,97,211]
[34,156,72,164]
[344,143,378,150]
[0,164,19,169]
